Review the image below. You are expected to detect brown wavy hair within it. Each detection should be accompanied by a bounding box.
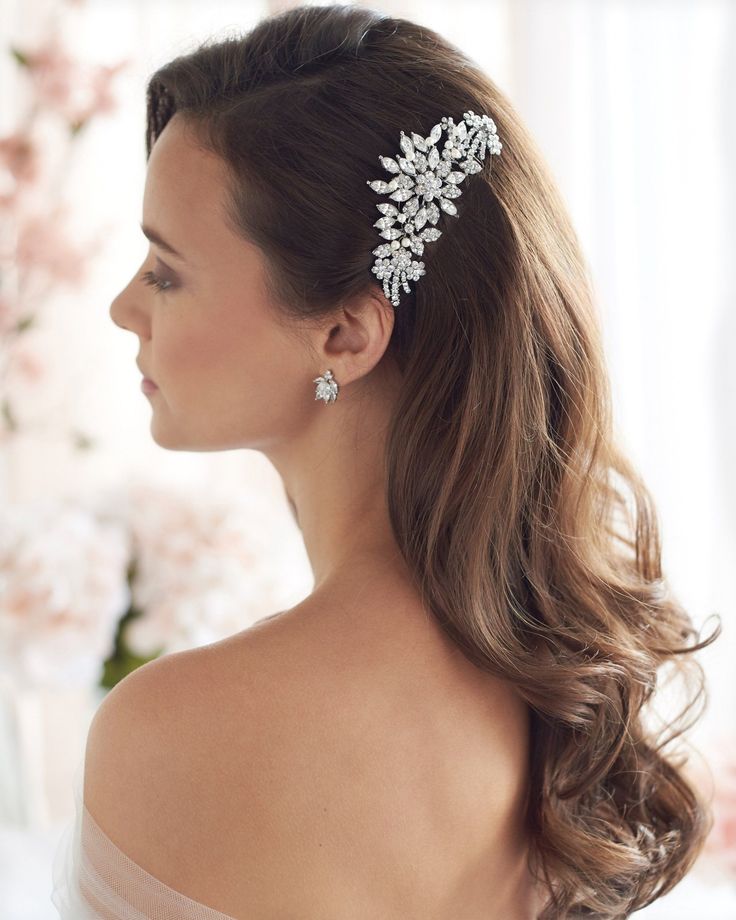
[143,5,723,916]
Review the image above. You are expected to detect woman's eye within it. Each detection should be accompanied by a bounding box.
[140,269,173,293]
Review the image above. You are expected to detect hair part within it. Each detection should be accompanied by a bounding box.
[144,5,722,916]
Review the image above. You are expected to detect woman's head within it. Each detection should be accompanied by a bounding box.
[113,4,721,916]
[110,109,399,454]
[111,3,525,459]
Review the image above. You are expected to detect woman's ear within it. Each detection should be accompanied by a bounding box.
[311,287,393,383]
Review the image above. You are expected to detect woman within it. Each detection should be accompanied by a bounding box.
[51,4,720,918]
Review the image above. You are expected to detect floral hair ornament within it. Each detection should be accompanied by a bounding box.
[367,110,502,308]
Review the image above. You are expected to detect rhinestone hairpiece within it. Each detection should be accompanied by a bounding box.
[366,110,502,308]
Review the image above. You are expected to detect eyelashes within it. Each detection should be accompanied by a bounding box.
[140,269,173,293]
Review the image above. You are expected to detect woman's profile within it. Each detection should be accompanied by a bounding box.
[51,4,721,919]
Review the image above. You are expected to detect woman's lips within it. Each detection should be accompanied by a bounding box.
[141,377,158,394]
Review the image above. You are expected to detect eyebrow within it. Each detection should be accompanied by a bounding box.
[139,222,188,263]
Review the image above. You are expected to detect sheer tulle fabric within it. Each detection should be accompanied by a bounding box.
[50,759,237,919]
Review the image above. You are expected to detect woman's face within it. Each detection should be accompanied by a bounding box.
[110,113,318,453]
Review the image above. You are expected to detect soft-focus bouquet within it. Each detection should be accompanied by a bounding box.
[0,0,128,447]
[0,478,312,693]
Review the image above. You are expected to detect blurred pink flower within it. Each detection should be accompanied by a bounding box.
[0,131,41,188]
[23,35,80,121]
[10,344,46,385]
[0,498,131,689]
[0,293,21,335]
[73,60,130,124]
[113,479,312,657]
[20,35,127,128]
[15,211,88,286]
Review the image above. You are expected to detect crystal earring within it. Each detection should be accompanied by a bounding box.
[313,369,339,404]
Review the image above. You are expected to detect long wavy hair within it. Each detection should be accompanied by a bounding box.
[143,5,722,917]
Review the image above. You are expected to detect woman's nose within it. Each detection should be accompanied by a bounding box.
[109,277,147,336]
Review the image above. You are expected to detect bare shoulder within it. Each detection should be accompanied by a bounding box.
[83,606,300,822]
[83,592,537,917]
[82,645,242,836]
[80,607,330,853]
[81,635,286,913]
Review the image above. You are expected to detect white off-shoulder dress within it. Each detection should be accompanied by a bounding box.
[50,759,238,920]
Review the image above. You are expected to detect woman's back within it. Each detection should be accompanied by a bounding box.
[72,584,546,920]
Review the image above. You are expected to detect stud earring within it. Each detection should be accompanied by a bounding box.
[313,369,339,404]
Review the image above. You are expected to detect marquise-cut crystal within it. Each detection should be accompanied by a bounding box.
[378,156,401,173]
[399,132,415,159]
[411,132,427,151]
